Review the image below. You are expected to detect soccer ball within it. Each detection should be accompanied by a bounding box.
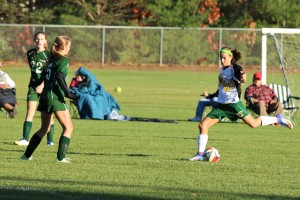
[203,147,220,162]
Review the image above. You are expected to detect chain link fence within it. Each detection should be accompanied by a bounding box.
[0,24,262,68]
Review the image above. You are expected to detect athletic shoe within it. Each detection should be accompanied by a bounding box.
[189,154,204,161]
[47,141,54,146]
[14,138,29,146]
[276,114,294,129]
[57,157,71,163]
[188,116,202,122]
[20,154,32,161]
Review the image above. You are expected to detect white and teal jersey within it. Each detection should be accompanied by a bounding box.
[27,48,50,88]
[217,66,239,104]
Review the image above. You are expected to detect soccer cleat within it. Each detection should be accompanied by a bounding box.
[189,154,204,161]
[276,114,294,129]
[57,157,71,163]
[20,154,32,161]
[188,116,202,122]
[47,141,54,146]
[14,138,29,146]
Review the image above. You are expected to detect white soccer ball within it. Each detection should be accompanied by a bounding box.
[203,147,220,162]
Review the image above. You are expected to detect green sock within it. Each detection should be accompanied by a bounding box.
[57,136,70,161]
[23,121,32,141]
[47,124,55,142]
[24,134,42,158]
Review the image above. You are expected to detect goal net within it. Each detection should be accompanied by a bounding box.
[261,28,300,121]
[262,28,300,98]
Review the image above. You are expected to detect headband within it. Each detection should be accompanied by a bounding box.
[220,49,232,56]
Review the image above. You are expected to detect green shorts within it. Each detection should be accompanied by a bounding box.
[207,101,250,122]
[27,87,40,102]
[37,98,69,113]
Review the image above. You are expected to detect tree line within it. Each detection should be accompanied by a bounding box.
[1,0,300,28]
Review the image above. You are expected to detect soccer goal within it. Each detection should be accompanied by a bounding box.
[261,28,300,121]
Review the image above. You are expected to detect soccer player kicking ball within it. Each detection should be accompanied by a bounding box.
[189,47,293,161]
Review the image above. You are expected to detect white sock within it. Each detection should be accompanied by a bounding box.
[197,134,208,154]
[261,116,278,126]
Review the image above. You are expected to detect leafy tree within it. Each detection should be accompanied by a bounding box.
[216,0,300,28]
[128,0,221,27]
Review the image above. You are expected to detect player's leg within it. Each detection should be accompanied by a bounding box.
[46,115,55,145]
[243,111,293,129]
[189,110,220,161]
[54,109,73,163]
[15,89,39,145]
[15,101,38,145]
[21,111,52,160]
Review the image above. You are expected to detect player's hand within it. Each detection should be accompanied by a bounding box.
[201,91,208,97]
[240,71,247,84]
[35,86,43,94]
[66,90,79,100]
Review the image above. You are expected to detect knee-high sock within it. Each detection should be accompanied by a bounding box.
[47,124,55,142]
[260,116,278,126]
[197,134,208,155]
[57,136,70,161]
[24,134,42,158]
[23,121,32,141]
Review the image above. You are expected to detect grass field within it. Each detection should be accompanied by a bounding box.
[0,67,299,200]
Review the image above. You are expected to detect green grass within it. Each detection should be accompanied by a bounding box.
[0,67,299,200]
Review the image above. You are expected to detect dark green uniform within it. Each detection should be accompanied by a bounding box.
[26,49,50,101]
[38,57,70,113]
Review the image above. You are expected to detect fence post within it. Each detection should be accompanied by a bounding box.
[101,27,106,66]
[218,28,223,67]
[160,28,163,66]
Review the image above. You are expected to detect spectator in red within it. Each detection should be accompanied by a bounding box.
[244,72,282,116]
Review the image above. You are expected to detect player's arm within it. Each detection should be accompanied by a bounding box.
[56,72,78,99]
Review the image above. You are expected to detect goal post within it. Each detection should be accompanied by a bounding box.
[261,28,300,97]
[262,28,300,85]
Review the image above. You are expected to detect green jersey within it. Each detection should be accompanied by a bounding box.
[41,57,69,102]
[27,48,50,88]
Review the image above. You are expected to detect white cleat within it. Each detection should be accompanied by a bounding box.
[57,157,71,163]
[15,138,29,146]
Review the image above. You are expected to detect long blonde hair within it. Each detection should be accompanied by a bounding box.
[50,35,71,60]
